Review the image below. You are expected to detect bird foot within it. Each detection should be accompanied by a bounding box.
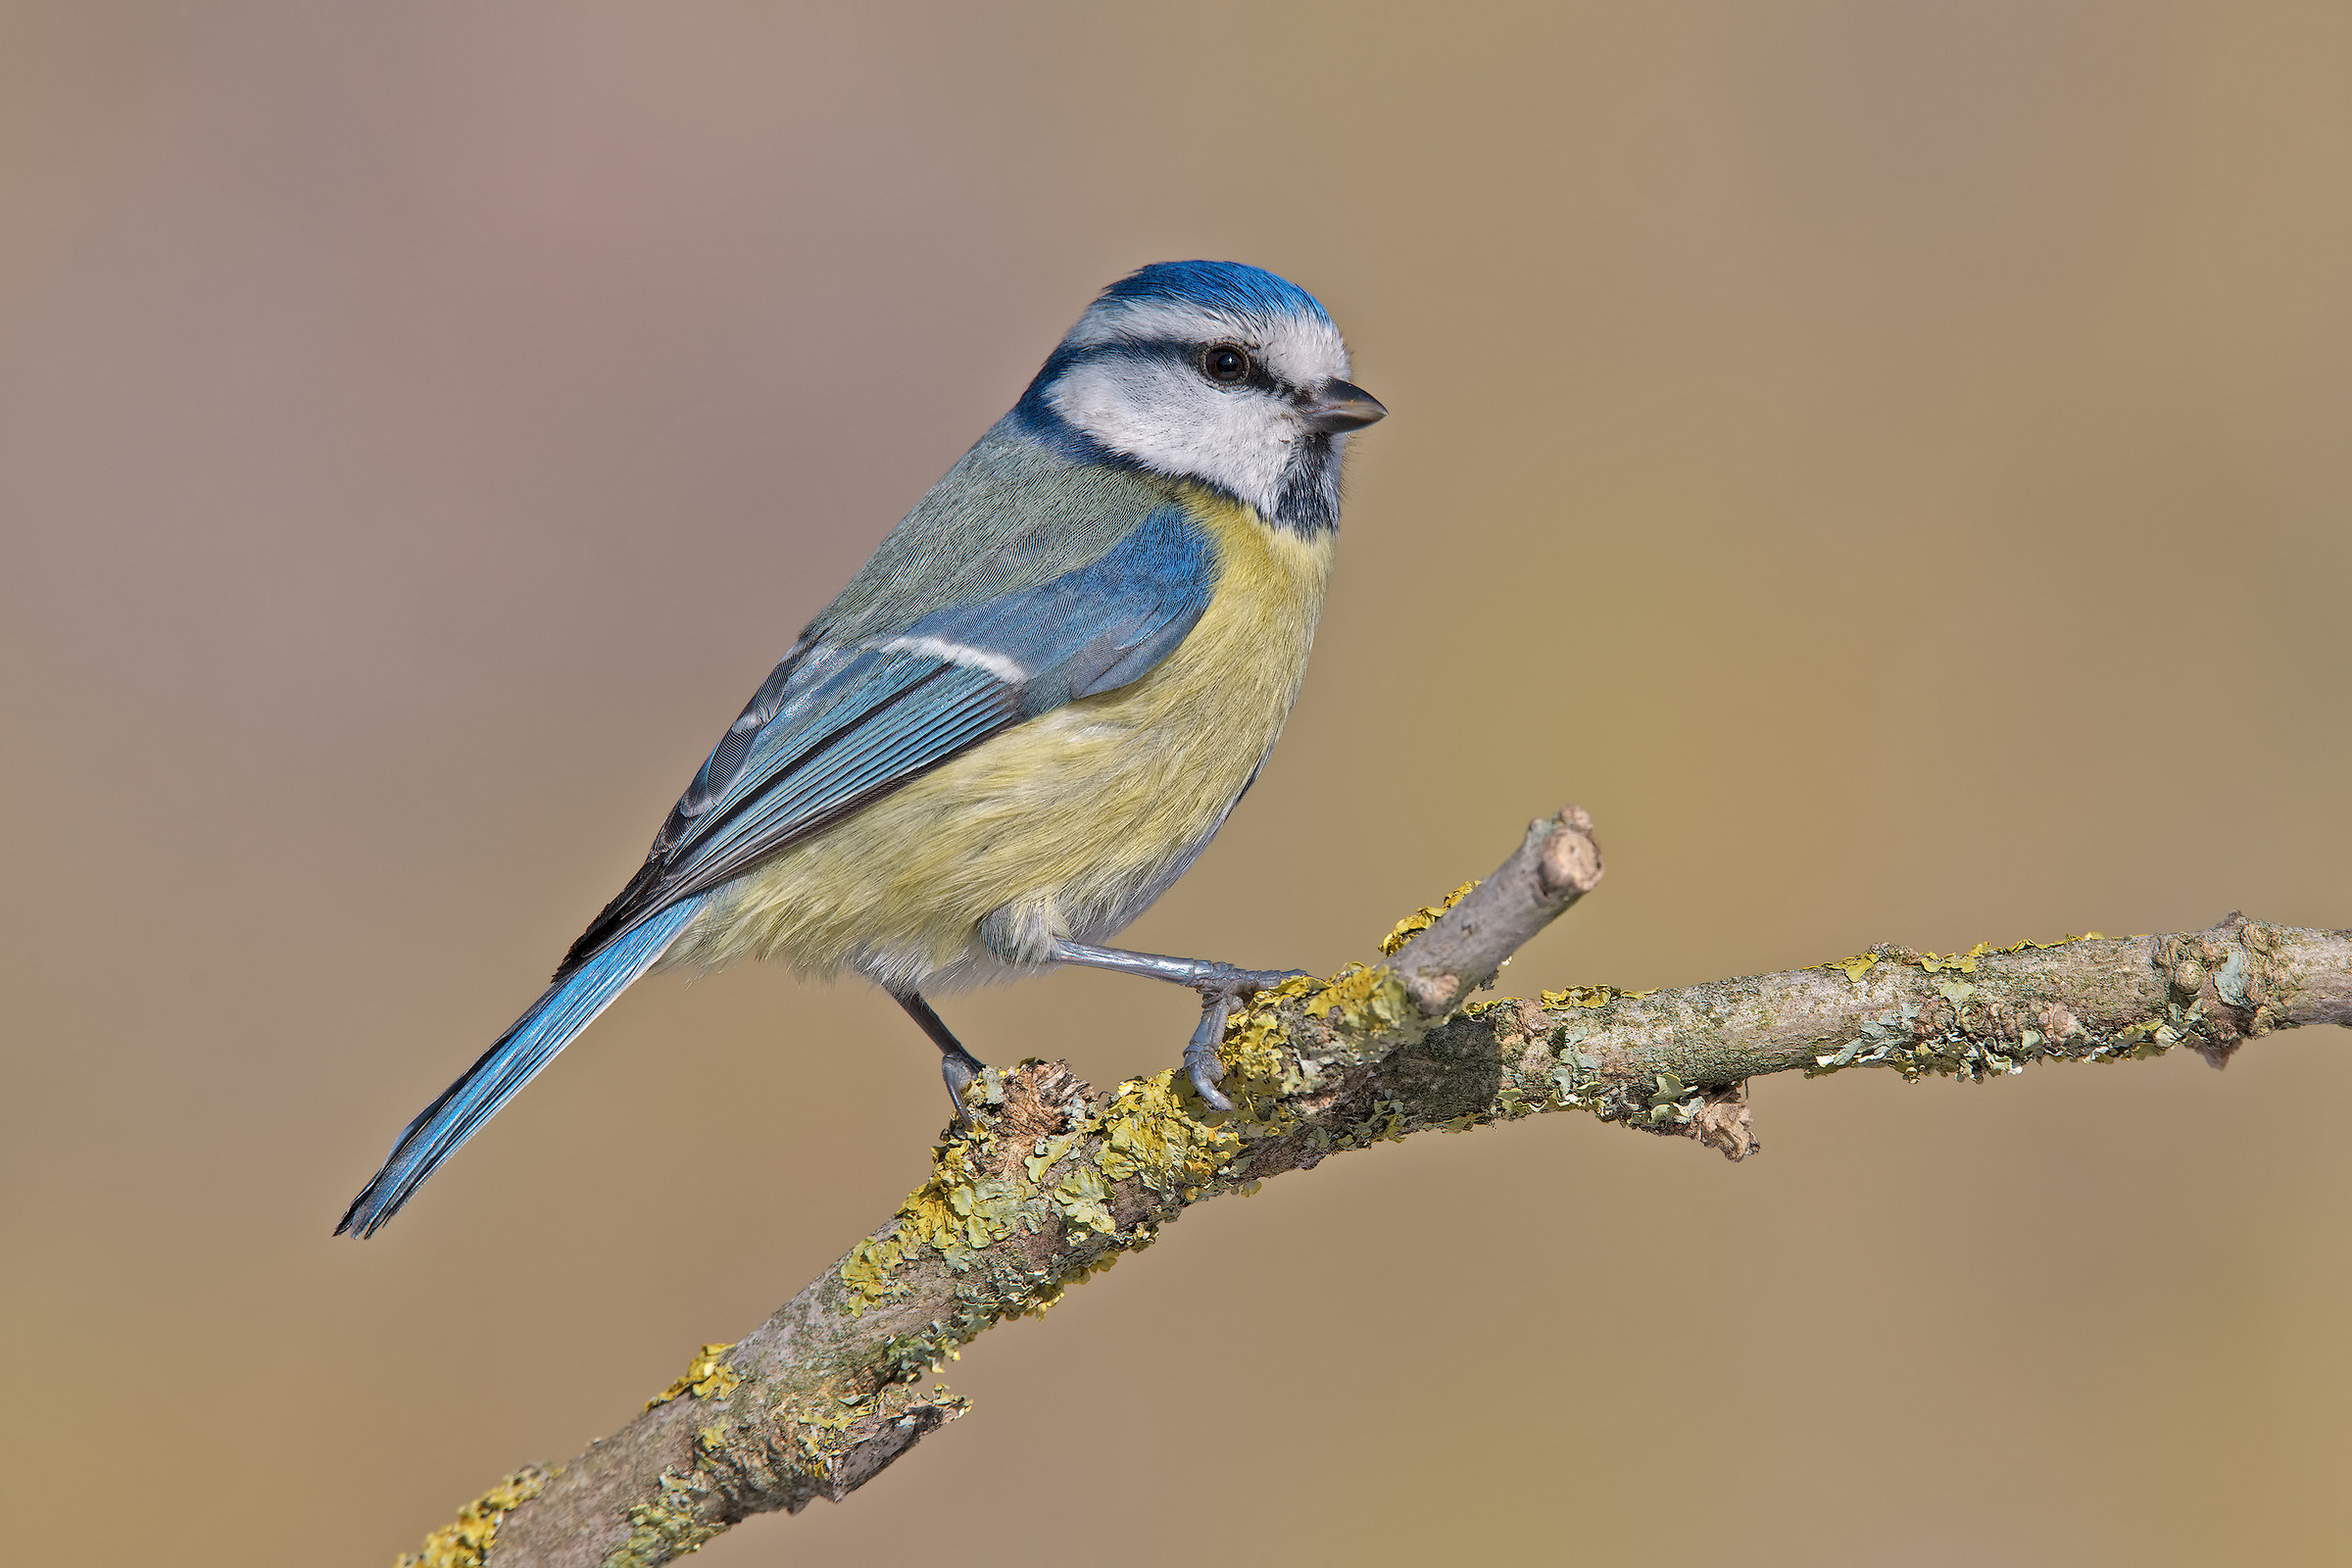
[940,1050,984,1131]
[1181,965,1310,1111]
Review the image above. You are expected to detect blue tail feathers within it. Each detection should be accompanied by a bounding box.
[336,898,704,1238]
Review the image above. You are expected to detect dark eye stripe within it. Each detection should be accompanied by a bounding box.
[1062,336,1285,393]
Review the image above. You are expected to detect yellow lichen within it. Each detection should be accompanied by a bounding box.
[1022,1131,1077,1184]
[1820,934,2109,982]
[847,1085,1165,1312]
[1310,962,1415,1035]
[1916,934,2107,974]
[1097,1071,1239,1195]
[644,1344,743,1410]
[1212,973,1321,1116]
[839,945,1467,1321]
[1538,984,1659,1009]
[1378,881,1478,955]
[841,1232,907,1306]
[864,1136,1034,1267]
[1051,1160,1115,1234]
[394,1466,550,1568]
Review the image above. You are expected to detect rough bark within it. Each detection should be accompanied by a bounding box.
[381,808,2351,1567]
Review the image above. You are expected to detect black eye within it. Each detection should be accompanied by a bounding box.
[1200,344,1252,384]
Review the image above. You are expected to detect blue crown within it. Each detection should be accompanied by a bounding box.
[1098,261,1331,324]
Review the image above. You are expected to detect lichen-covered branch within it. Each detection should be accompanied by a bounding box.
[404,807,2352,1567]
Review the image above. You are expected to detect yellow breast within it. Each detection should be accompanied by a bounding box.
[669,491,1335,993]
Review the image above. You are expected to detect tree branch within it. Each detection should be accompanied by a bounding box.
[388,807,2351,1566]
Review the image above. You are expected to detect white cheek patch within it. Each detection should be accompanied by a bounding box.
[1048,359,1295,517]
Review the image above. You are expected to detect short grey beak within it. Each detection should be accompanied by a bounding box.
[1301,379,1387,433]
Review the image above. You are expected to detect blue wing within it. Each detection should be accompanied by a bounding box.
[337,504,1215,1236]
[561,502,1216,969]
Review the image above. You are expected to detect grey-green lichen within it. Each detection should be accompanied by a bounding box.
[602,1470,722,1568]
[1794,933,2243,1087]
[1481,925,2326,1161]
[591,1377,967,1566]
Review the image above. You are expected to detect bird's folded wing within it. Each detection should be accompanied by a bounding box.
[559,504,1214,974]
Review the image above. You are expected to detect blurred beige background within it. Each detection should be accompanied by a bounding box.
[4,3,2348,1563]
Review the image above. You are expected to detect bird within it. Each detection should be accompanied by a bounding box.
[338,260,1385,1237]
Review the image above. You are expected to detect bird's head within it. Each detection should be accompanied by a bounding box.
[1016,261,1385,532]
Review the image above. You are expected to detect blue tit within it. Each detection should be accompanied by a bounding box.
[338,261,1385,1237]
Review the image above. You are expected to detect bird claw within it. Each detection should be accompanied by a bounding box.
[1185,996,1236,1111]
[940,1049,984,1133]
[1182,964,1309,1112]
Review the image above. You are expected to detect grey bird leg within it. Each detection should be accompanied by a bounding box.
[1049,940,1309,1111]
[896,991,987,1127]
